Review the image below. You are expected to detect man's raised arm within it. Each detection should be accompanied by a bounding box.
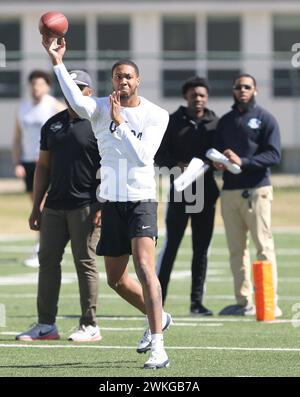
[42,37,97,120]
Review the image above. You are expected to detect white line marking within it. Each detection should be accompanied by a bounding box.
[177,248,300,256]
[0,228,299,242]
[0,323,223,336]
[1,272,300,285]
[0,293,300,303]
[56,316,291,323]
[172,323,223,327]
[2,245,299,256]
[0,344,300,352]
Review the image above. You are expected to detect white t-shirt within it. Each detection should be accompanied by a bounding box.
[18,94,57,162]
[54,63,169,202]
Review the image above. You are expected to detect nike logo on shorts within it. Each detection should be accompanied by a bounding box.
[142,225,151,229]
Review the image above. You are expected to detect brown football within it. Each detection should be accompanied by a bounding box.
[39,11,68,38]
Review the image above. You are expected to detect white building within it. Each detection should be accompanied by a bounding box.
[1,0,300,175]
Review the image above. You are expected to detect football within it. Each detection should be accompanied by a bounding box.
[39,11,69,38]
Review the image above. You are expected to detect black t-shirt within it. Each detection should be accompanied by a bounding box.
[40,109,101,210]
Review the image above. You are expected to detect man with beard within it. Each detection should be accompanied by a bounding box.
[155,76,219,316]
[213,74,282,317]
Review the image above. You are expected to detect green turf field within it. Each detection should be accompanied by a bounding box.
[0,227,300,377]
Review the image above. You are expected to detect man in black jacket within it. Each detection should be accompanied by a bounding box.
[155,76,219,316]
[214,73,282,316]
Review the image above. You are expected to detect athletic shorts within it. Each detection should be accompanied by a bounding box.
[96,200,158,257]
[22,162,36,192]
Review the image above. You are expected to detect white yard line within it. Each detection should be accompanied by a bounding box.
[1,272,300,285]
[2,245,300,256]
[177,248,300,256]
[0,323,223,336]
[0,343,300,352]
[0,292,300,303]
[1,227,300,243]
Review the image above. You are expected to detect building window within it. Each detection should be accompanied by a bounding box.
[273,15,300,54]
[272,15,300,97]
[162,69,196,97]
[97,19,130,59]
[162,17,196,60]
[273,69,300,97]
[207,16,241,59]
[161,17,196,97]
[207,69,240,97]
[0,71,20,98]
[97,18,130,89]
[206,16,241,97]
[0,19,21,98]
[64,19,86,61]
[0,19,20,59]
[97,69,112,97]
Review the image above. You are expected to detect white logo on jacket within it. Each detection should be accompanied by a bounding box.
[49,121,63,132]
[247,118,261,129]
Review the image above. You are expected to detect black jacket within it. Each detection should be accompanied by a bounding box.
[215,102,281,190]
[155,106,219,205]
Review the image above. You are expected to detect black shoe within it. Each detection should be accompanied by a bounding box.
[218,304,256,316]
[190,302,213,316]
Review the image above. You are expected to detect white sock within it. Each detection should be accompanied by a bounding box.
[35,242,40,253]
[151,333,164,351]
[162,310,167,327]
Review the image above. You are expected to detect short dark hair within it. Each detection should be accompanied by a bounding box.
[233,73,257,87]
[182,76,210,96]
[111,59,140,77]
[28,70,52,86]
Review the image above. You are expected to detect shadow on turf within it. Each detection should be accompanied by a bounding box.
[0,361,140,370]
[9,314,147,319]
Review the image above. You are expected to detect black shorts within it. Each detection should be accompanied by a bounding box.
[22,162,36,192]
[96,201,158,257]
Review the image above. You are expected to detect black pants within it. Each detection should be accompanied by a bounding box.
[157,200,216,305]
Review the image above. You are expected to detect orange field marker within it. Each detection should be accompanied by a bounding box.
[253,261,275,321]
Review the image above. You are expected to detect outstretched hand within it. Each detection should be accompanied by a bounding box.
[42,36,66,66]
[109,91,124,126]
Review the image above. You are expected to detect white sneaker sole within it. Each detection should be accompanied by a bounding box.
[16,333,60,341]
[68,335,102,342]
[144,359,170,369]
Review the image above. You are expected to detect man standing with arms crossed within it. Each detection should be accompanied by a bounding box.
[42,36,171,369]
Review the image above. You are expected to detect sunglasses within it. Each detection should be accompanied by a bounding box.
[233,84,253,91]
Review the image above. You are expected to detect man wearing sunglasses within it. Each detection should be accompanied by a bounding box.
[214,73,282,317]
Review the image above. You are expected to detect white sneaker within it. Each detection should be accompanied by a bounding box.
[23,253,39,268]
[137,312,173,354]
[16,323,60,341]
[68,325,102,342]
[144,349,170,369]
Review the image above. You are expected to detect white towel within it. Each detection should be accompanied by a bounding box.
[174,158,208,192]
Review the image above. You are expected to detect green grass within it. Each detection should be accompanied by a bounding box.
[1,230,300,377]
